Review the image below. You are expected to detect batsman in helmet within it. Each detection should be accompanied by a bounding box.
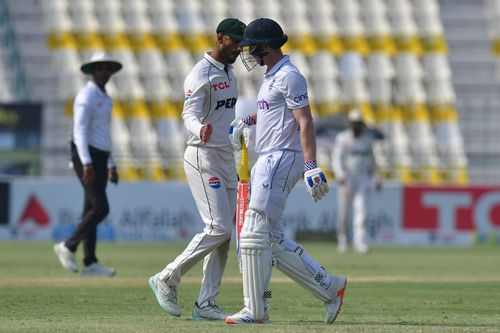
[226,18,347,325]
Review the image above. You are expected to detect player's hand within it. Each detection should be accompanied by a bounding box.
[200,123,213,144]
[304,165,329,202]
[82,164,96,186]
[109,167,119,185]
[229,118,253,151]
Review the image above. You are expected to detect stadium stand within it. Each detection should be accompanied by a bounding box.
[3,0,500,184]
[442,0,500,182]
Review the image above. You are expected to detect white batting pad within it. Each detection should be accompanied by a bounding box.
[240,209,272,320]
[271,239,334,303]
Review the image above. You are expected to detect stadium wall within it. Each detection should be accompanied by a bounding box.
[0,179,499,246]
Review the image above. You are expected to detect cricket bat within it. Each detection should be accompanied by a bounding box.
[236,138,249,260]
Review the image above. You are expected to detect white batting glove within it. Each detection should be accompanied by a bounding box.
[303,160,329,202]
[229,117,255,151]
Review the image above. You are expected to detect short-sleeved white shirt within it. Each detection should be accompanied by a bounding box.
[254,56,309,155]
[182,52,238,152]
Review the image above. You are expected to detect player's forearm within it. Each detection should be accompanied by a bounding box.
[300,119,317,163]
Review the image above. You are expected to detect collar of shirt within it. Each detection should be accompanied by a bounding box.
[204,52,231,72]
[87,80,110,98]
[265,55,290,78]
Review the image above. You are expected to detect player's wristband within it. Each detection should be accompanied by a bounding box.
[304,160,317,171]
[242,115,256,126]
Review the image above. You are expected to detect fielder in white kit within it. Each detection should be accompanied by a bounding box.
[225,18,347,325]
[148,18,246,321]
[333,109,381,254]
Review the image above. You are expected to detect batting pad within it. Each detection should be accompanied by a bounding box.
[271,239,334,303]
[240,209,272,320]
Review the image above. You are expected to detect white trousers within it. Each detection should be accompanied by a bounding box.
[159,145,237,306]
[249,150,302,239]
[336,175,371,248]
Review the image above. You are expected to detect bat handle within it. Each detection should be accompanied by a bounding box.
[240,137,249,181]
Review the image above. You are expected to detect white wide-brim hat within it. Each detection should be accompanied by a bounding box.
[80,51,122,74]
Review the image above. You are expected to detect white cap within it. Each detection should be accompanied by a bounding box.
[348,109,363,122]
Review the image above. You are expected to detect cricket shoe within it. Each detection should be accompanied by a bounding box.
[225,307,268,324]
[354,243,370,254]
[149,273,181,317]
[192,300,229,320]
[337,235,348,254]
[53,242,78,273]
[324,275,347,324]
[81,263,116,277]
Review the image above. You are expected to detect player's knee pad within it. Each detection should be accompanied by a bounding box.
[271,239,333,303]
[240,209,272,320]
[240,209,270,250]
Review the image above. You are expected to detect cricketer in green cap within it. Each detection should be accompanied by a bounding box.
[216,18,246,42]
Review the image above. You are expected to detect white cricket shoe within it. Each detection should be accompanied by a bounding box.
[81,262,116,277]
[53,242,78,273]
[192,300,229,320]
[337,235,348,254]
[354,243,369,254]
[149,273,181,317]
[325,275,347,324]
[225,307,268,324]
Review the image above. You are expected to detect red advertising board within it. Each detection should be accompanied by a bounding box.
[403,186,500,233]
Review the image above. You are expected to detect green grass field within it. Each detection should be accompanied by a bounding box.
[1,241,499,332]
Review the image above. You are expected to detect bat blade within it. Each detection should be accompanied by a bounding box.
[236,180,249,255]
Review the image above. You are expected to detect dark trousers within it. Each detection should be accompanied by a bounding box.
[66,142,109,266]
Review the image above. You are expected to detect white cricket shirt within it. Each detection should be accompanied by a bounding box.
[254,56,309,155]
[332,129,377,179]
[182,52,238,152]
[73,80,113,165]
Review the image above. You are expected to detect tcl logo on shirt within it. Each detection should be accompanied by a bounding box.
[403,186,500,233]
[211,81,230,91]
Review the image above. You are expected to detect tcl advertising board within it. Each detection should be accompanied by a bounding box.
[399,186,500,245]
[1,179,499,246]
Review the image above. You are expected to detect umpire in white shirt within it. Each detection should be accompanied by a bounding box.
[54,52,121,277]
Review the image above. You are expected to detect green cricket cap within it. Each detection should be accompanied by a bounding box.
[216,18,246,41]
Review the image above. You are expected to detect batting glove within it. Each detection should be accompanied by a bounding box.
[303,160,329,202]
[229,117,255,151]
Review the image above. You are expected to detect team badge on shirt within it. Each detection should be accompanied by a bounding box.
[208,176,221,189]
[185,89,193,101]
